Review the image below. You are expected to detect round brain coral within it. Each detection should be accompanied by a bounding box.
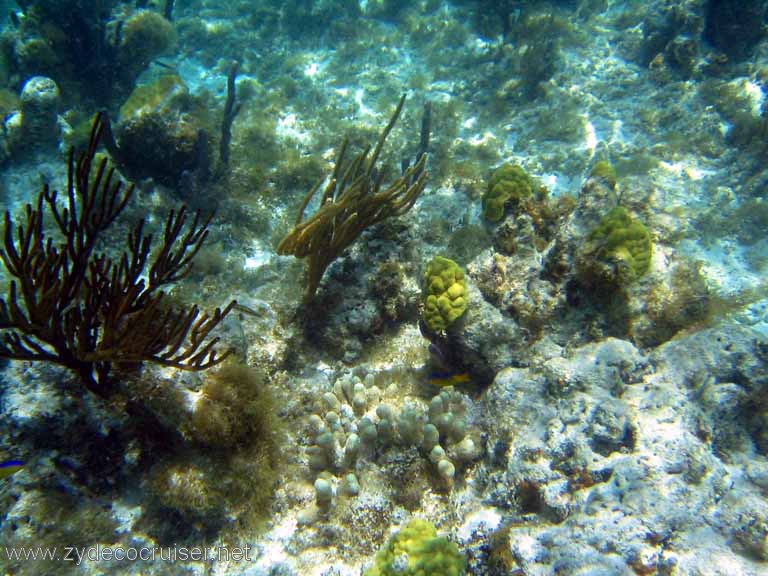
[423,256,468,332]
[482,163,534,222]
[364,519,466,576]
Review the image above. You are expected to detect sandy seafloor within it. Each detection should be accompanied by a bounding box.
[1,1,768,575]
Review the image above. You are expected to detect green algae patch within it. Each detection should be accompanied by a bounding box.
[423,256,468,332]
[142,361,282,544]
[589,159,617,190]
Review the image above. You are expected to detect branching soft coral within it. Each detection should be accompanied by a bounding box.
[0,113,235,396]
[277,95,428,301]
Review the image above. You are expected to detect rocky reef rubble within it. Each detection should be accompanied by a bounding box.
[169,319,759,575]
[466,321,768,575]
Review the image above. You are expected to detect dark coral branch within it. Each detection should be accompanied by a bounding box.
[217,60,242,174]
[0,113,235,396]
[164,0,176,21]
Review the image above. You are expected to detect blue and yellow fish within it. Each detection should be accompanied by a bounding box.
[425,342,472,387]
[0,460,23,480]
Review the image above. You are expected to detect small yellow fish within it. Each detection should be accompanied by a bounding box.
[428,371,471,388]
[0,460,23,480]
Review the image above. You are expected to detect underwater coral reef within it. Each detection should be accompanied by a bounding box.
[0,1,767,575]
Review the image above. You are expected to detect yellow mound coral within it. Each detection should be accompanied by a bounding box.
[364,519,466,576]
[423,256,468,332]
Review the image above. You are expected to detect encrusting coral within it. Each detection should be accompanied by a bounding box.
[0,113,235,396]
[277,94,427,301]
[305,373,479,499]
[5,76,63,155]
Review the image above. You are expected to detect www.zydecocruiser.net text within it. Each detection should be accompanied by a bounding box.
[3,544,254,565]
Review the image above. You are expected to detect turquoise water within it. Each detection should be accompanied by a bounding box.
[0,1,766,574]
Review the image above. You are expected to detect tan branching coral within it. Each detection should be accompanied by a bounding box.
[277,95,427,300]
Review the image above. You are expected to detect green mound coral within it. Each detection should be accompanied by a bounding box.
[364,519,466,576]
[116,74,215,190]
[584,206,652,284]
[423,257,468,332]
[482,163,534,222]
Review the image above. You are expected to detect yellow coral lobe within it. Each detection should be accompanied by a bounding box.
[589,159,617,190]
[446,283,464,300]
[430,277,446,293]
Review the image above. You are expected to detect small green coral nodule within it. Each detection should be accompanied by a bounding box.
[587,206,652,283]
[482,163,534,222]
[364,519,466,576]
[423,256,468,332]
